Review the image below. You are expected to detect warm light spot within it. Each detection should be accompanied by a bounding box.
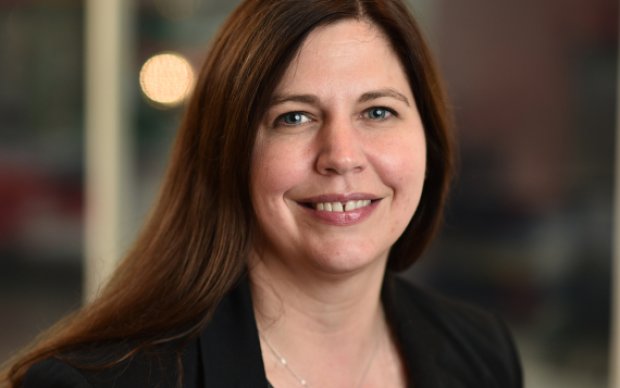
[139,53,195,107]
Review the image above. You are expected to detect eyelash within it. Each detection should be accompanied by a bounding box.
[274,112,312,127]
[363,107,397,120]
[273,106,397,128]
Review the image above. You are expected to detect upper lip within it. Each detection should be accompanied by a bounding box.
[297,193,381,203]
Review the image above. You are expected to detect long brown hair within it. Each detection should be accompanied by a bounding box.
[3,0,454,385]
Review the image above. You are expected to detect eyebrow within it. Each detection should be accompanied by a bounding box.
[269,88,410,107]
[270,94,318,106]
[359,88,410,106]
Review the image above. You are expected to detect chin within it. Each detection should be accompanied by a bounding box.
[304,248,389,277]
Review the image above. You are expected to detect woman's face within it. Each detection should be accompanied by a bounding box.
[250,20,427,276]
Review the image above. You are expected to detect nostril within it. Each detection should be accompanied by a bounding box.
[316,155,365,176]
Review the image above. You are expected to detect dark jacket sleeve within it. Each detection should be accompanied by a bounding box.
[493,314,523,388]
[21,339,200,388]
[23,358,93,388]
[419,291,522,388]
[384,275,523,388]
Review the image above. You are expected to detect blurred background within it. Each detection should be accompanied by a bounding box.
[0,0,616,387]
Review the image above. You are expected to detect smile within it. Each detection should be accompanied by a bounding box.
[296,194,380,225]
[315,200,372,212]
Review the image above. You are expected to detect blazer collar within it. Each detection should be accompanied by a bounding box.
[198,276,268,387]
[198,273,449,388]
[382,273,446,388]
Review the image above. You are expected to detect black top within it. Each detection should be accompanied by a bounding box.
[23,273,522,387]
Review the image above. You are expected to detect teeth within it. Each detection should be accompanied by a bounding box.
[315,200,372,212]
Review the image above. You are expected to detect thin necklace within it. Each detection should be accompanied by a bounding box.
[259,331,382,388]
[260,332,309,387]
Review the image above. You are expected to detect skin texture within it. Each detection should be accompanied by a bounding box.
[249,20,423,387]
[250,20,427,280]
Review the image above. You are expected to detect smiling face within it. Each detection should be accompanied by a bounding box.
[250,20,427,277]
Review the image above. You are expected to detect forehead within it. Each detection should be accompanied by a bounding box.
[300,20,389,58]
[274,19,410,97]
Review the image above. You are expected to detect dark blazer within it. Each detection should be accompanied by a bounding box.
[23,273,522,387]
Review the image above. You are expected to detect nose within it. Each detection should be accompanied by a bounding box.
[315,118,366,176]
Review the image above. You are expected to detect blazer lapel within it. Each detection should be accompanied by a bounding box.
[199,277,269,387]
[383,273,448,388]
[198,273,474,388]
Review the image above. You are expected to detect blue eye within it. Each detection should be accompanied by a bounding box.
[366,107,394,120]
[277,112,310,126]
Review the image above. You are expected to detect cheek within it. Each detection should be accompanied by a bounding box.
[387,149,426,236]
[394,156,426,217]
[251,138,305,202]
[374,134,427,197]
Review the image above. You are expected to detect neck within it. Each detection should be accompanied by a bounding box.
[249,254,390,387]
[250,252,387,333]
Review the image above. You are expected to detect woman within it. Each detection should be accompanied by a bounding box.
[3,0,522,387]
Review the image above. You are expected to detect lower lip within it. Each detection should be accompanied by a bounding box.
[300,201,379,226]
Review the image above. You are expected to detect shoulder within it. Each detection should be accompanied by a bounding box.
[384,274,523,388]
[388,274,510,341]
[23,358,92,388]
[22,339,200,388]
